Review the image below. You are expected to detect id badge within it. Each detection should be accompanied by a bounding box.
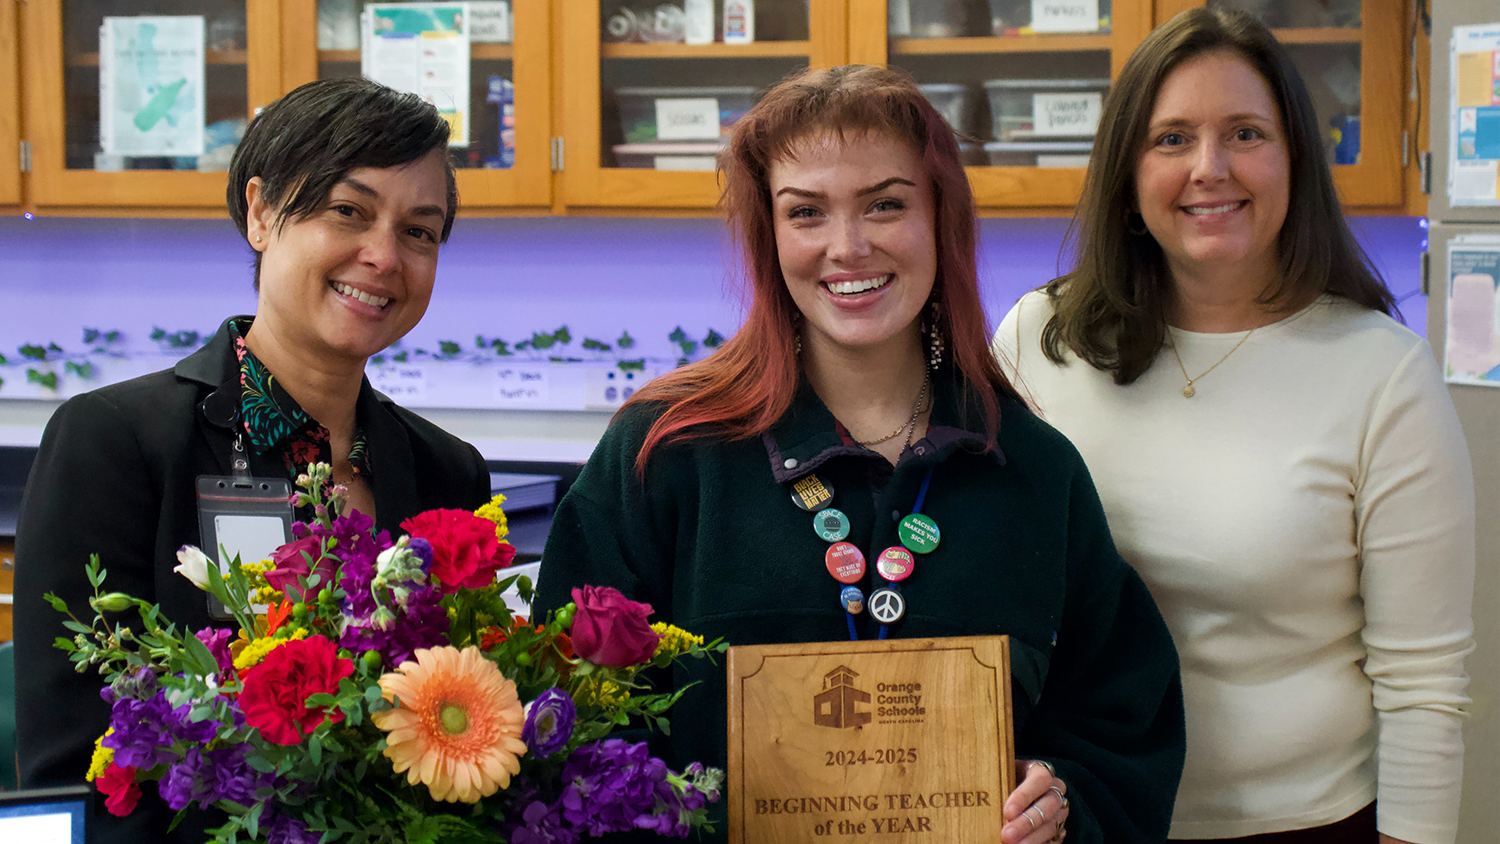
[196,475,293,620]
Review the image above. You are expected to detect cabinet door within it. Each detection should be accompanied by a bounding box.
[852,0,1153,209]
[561,0,847,210]
[1158,0,1406,208]
[0,1,19,206]
[20,0,281,210]
[282,0,552,210]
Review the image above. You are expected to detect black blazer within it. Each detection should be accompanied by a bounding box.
[13,318,490,842]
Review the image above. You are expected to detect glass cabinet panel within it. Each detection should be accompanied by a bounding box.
[1209,0,1363,167]
[61,0,250,172]
[598,0,812,172]
[314,0,521,172]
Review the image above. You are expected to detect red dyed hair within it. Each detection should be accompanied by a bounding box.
[628,65,1020,471]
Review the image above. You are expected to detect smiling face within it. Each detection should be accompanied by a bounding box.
[246,148,450,366]
[1134,49,1290,291]
[769,132,937,361]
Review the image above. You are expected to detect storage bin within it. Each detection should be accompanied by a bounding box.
[982,78,1110,141]
[987,0,1113,34]
[889,0,968,38]
[611,141,725,171]
[982,141,1093,167]
[918,83,970,133]
[614,86,756,143]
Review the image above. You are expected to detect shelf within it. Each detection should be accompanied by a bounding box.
[1270,27,1362,45]
[319,43,514,63]
[601,41,810,59]
[68,49,248,67]
[891,35,1112,56]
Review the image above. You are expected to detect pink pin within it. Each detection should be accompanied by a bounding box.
[876,546,915,582]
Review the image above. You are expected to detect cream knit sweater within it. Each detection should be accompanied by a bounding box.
[996,292,1475,844]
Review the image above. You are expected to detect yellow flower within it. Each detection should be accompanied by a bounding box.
[232,628,308,672]
[579,679,630,709]
[85,728,114,782]
[372,646,527,803]
[240,559,285,605]
[474,494,510,541]
[651,622,703,658]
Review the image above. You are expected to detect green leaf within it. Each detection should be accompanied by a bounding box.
[617,358,645,372]
[17,343,46,359]
[370,353,385,366]
[54,636,78,652]
[0,351,8,364]
[582,337,611,352]
[393,351,409,363]
[45,592,69,613]
[704,328,726,348]
[490,338,512,356]
[26,369,58,390]
[82,328,101,344]
[554,325,572,345]
[668,326,688,344]
[104,330,121,343]
[62,619,90,634]
[530,330,556,350]
[150,327,167,341]
[438,340,461,358]
[64,360,95,379]
[47,342,62,353]
[616,330,636,349]
[183,629,220,676]
[309,734,323,765]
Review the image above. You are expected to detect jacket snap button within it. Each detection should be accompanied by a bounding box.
[891,510,901,521]
[783,458,799,470]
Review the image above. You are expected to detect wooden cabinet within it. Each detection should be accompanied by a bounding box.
[0,0,1419,215]
[280,0,554,210]
[19,0,282,211]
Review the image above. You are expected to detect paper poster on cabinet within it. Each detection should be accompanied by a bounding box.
[362,3,472,147]
[99,16,206,158]
[1444,238,1500,387]
[1449,24,1500,205]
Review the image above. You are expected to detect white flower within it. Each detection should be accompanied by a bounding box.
[174,545,214,590]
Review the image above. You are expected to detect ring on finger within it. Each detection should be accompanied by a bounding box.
[1030,759,1057,778]
[1024,812,1037,833]
[1048,785,1066,803]
[1030,805,1047,824]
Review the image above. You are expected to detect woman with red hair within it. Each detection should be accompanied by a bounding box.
[537,65,1183,844]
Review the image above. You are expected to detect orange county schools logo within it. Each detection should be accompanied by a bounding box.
[813,665,871,729]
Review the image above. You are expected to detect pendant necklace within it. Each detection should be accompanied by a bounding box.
[1167,326,1256,398]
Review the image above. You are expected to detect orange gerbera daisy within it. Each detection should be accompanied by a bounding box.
[372,646,528,803]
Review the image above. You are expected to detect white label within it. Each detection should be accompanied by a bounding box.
[1031,0,1099,33]
[1453,160,1499,203]
[654,154,718,171]
[655,98,721,140]
[1036,154,1092,168]
[495,366,550,405]
[684,0,714,44]
[370,364,429,400]
[469,1,512,43]
[213,515,289,571]
[1033,92,1102,136]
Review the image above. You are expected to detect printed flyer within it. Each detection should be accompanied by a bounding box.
[1444,238,1500,387]
[99,16,206,157]
[362,3,472,147]
[1450,23,1500,205]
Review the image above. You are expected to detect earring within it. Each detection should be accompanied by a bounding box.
[795,333,802,356]
[926,301,944,371]
[1126,212,1149,236]
[254,235,263,243]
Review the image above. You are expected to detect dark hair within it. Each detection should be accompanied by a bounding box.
[227,77,459,286]
[628,65,1021,472]
[1041,7,1396,384]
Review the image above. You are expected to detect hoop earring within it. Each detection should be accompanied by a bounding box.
[926,301,944,371]
[1126,212,1150,236]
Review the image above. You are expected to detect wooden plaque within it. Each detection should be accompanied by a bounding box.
[726,636,1014,843]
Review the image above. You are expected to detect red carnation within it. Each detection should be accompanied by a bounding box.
[400,509,515,593]
[239,635,354,745]
[569,586,659,669]
[96,762,141,817]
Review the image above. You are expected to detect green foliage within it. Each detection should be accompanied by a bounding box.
[616,330,635,349]
[437,340,462,359]
[617,358,646,372]
[26,368,58,390]
[582,337,611,352]
[64,360,95,379]
[19,343,47,360]
[703,328,726,348]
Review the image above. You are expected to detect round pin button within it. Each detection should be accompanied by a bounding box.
[898,513,941,554]
[840,585,865,615]
[876,546,915,582]
[824,542,866,584]
[868,587,906,624]
[790,474,835,512]
[813,508,851,542]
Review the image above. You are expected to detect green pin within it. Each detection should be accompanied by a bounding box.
[898,513,941,554]
[814,508,851,542]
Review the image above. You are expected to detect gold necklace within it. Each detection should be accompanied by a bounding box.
[1167,327,1256,398]
[853,374,931,447]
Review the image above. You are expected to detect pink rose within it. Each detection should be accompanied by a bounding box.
[265,535,335,600]
[569,586,660,669]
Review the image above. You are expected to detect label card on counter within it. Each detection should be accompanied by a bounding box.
[1033,92,1102,136]
[495,366,550,405]
[370,364,429,401]
[656,98,721,140]
[1031,0,1099,33]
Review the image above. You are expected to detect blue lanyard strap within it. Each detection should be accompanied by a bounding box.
[877,466,934,639]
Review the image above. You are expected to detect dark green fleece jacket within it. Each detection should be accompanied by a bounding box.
[537,372,1184,843]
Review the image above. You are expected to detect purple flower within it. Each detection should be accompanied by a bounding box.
[195,628,235,679]
[509,799,580,844]
[522,688,577,759]
[103,690,217,770]
[339,581,448,668]
[158,745,266,810]
[558,739,670,836]
[264,810,321,844]
[408,537,434,573]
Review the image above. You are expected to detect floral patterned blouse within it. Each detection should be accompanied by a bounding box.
[228,319,371,511]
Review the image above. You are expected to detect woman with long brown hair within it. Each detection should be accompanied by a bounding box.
[997,9,1473,844]
[538,65,1185,844]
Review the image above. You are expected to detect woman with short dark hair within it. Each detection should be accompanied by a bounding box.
[996,9,1474,844]
[538,64,1186,844]
[14,78,490,842]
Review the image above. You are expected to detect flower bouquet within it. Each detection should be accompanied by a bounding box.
[48,464,726,843]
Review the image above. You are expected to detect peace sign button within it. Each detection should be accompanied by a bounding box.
[868,587,906,624]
